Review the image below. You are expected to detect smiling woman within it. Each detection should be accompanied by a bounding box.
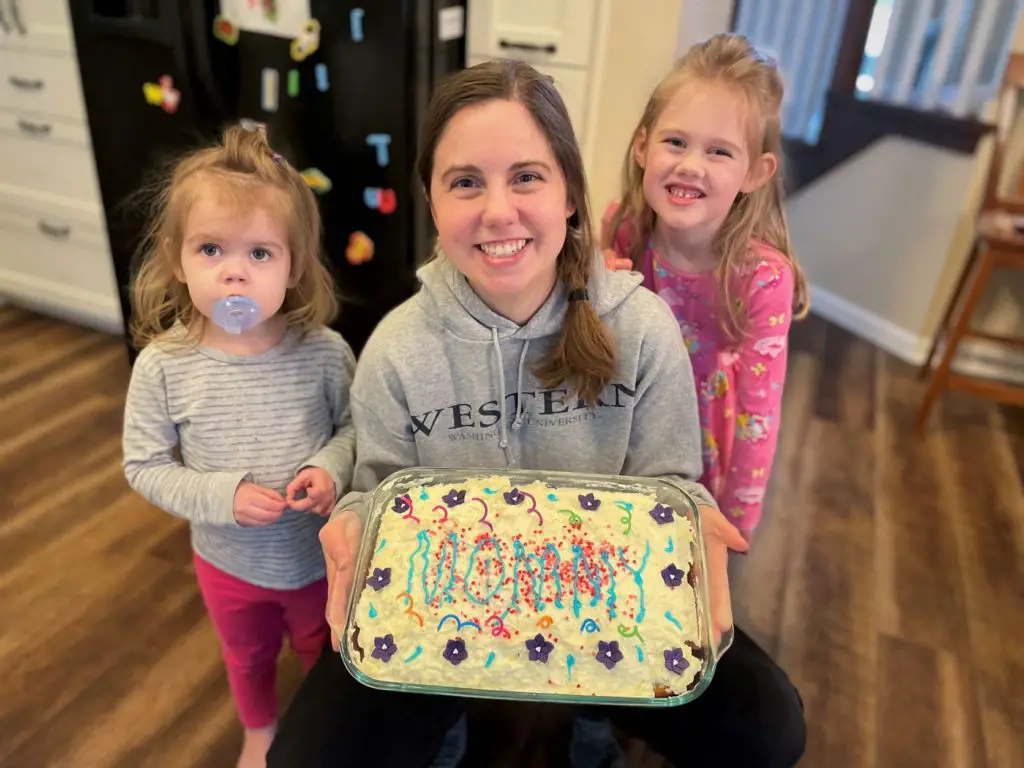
[267,59,803,768]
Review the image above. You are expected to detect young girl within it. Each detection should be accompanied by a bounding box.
[267,59,805,768]
[122,126,356,768]
[603,33,809,542]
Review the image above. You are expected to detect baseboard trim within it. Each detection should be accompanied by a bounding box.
[809,283,1024,384]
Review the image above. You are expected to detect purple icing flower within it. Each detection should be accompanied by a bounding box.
[660,563,684,588]
[578,493,601,511]
[596,640,624,670]
[392,496,410,514]
[371,634,397,663]
[649,503,674,525]
[664,648,689,675]
[504,488,525,505]
[366,567,392,591]
[443,637,468,666]
[525,633,555,663]
[441,488,466,507]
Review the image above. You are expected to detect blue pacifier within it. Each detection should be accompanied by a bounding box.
[211,295,261,335]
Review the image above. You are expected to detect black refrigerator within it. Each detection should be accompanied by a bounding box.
[68,0,467,360]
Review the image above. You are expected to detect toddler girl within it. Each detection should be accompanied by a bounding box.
[122,125,356,768]
[604,33,809,541]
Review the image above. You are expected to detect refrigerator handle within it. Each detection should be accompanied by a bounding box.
[183,0,228,120]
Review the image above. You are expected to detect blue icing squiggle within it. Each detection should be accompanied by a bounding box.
[664,611,683,631]
[403,646,423,663]
[636,645,644,663]
[424,532,459,605]
[600,551,618,619]
[665,537,674,553]
[484,651,496,668]
[419,488,429,500]
[368,603,377,619]
[547,493,558,501]
[406,531,430,593]
[376,538,387,553]
[617,541,651,623]
[567,654,575,680]
[571,544,602,619]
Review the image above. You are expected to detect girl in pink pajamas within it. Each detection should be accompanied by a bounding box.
[603,34,809,541]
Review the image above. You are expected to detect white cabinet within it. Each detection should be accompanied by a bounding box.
[0,0,121,332]
[0,0,75,54]
[467,0,599,69]
[466,0,607,161]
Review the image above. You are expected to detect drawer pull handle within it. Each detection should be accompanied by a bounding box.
[498,39,557,55]
[17,119,52,136]
[9,76,44,91]
[38,221,71,239]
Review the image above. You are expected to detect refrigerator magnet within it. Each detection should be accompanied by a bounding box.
[366,134,391,167]
[213,14,239,45]
[288,69,300,97]
[290,18,321,61]
[301,168,332,194]
[345,231,375,265]
[315,63,329,92]
[363,187,397,214]
[143,76,180,114]
[350,9,365,42]
[261,68,279,112]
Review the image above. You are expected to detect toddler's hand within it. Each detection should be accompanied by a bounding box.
[321,510,363,651]
[286,467,336,516]
[233,482,287,526]
[698,504,749,658]
[603,249,633,271]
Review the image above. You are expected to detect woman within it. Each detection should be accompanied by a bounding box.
[267,59,805,768]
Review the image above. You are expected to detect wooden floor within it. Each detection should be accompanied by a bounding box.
[0,304,1021,767]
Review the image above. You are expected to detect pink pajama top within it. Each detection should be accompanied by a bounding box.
[605,205,795,537]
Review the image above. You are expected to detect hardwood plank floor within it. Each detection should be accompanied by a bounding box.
[0,304,1020,767]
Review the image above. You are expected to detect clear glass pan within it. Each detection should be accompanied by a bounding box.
[338,467,719,707]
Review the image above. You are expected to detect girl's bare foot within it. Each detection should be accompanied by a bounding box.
[237,725,276,768]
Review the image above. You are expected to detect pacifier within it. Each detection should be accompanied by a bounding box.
[211,295,261,334]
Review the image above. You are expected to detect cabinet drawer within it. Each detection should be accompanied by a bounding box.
[470,55,589,145]
[0,0,74,55]
[0,113,101,206]
[0,196,119,325]
[468,0,599,69]
[0,49,86,121]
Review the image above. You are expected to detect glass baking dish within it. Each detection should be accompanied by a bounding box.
[338,467,719,707]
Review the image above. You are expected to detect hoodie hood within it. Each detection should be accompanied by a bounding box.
[414,251,644,341]
[411,252,645,463]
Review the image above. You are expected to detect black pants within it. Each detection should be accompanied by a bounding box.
[268,627,806,768]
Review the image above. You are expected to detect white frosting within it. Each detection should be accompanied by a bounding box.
[349,475,705,700]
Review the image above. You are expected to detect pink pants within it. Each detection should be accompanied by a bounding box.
[194,554,329,729]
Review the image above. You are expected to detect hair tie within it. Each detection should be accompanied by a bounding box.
[271,152,284,166]
[568,289,589,302]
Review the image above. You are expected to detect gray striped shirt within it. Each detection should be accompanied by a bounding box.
[122,326,356,589]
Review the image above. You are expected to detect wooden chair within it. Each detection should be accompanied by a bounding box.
[916,53,1024,434]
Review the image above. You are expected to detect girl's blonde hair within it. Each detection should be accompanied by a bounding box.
[130,125,338,349]
[609,33,809,340]
[416,59,616,406]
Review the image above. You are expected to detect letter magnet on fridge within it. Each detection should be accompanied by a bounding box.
[365,134,391,167]
[261,68,279,112]
[350,8,365,42]
[363,187,396,214]
[290,18,321,61]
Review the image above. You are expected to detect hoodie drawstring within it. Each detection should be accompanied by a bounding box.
[491,328,531,465]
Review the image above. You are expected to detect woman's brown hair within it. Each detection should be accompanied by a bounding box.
[608,33,810,340]
[129,124,338,349]
[415,59,616,405]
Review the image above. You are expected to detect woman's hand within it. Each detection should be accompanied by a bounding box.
[320,510,364,651]
[698,504,749,657]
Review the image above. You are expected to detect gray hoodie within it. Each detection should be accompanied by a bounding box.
[336,253,717,522]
